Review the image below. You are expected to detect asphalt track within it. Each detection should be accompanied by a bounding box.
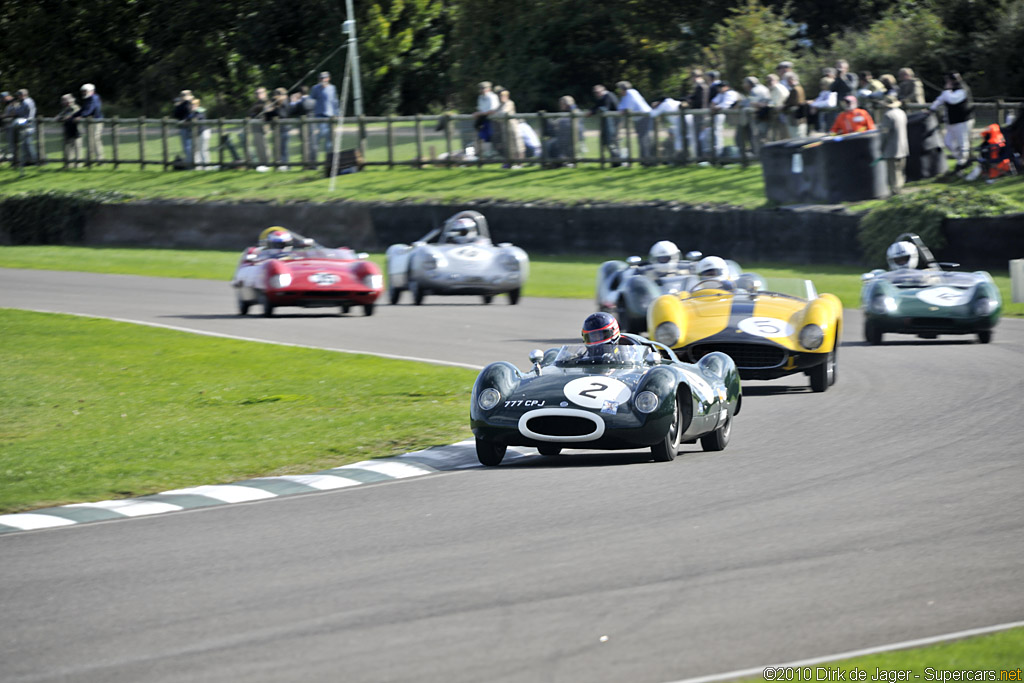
[1,268,1022,683]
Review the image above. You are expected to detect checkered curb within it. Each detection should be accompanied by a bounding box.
[0,440,533,534]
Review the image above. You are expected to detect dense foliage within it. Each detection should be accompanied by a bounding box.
[1,0,1021,118]
[0,190,131,245]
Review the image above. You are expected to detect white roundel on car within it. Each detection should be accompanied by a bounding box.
[563,377,631,409]
[738,317,793,338]
[452,246,486,260]
[916,286,970,307]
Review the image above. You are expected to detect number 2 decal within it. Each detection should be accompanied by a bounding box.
[563,377,631,409]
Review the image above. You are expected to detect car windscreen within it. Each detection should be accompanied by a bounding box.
[553,344,648,368]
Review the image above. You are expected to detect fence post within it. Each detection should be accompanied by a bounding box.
[111,116,120,168]
[386,115,395,168]
[138,117,146,169]
[160,117,170,168]
[34,115,44,166]
[443,115,453,168]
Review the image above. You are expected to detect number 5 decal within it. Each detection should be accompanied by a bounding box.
[563,377,631,409]
[738,317,793,339]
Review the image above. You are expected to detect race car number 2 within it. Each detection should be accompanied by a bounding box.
[563,377,631,409]
[738,317,793,338]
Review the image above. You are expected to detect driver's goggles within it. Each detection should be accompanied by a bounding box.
[582,324,618,346]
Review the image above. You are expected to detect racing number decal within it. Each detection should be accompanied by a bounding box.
[738,317,793,339]
[563,377,631,410]
[917,287,969,307]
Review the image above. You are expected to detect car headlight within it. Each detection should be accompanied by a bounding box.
[972,297,996,316]
[498,253,520,272]
[870,293,896,314]
[268,273,292,289]
[654,321,680,347]
[363,273,383,289]
[477,388,501,410]
[634,391,659,414]
[799,323,824,350]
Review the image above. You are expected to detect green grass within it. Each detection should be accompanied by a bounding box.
[2,245,1022,316]
[742,626,1023,681]
[0,309,477,514]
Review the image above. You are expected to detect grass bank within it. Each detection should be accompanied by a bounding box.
[1,245,1021,316]
[0,309,476,514]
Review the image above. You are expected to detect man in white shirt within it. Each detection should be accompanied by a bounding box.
[709,81,740,156]
[474,81,500,158]
[650,96,684,158]
[616,80,653,163]
[929,72,974,172]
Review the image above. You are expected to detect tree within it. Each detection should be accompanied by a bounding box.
[702,0,798,89]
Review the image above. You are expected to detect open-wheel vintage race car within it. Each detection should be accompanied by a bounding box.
[385,210,529,305]
[231,227,383,317]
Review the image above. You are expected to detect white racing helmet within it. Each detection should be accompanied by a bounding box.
[649,240,681,266]
[886,241,918,269]
[696,255,729,279]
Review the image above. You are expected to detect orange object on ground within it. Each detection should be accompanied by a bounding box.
[980,124,1011,179]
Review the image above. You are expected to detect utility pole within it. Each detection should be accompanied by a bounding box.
[343,0,363,117]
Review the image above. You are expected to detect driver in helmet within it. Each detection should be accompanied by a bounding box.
[581,312,637,359]
[260,228,294,257]
[648,240,681,274]
[448,216,479,244]
[692,255,736,290]
[886,241,918,270]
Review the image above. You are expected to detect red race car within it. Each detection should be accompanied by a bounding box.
[232,227,383,317]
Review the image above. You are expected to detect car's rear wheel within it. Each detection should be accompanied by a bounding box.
[700,412,732,452]
[476,438,507,466]
[864,319,882,345]
[237,291,250,316]
[363,303,375,316]
[509,288,521,305]
[978,330,992,344]
[340,304,350,315]
[409,280,425,305]
[537,444,561,456]
[258,291,274,317]
[809,348,835,393]
[651,398,681,462]
[388,281,402,305]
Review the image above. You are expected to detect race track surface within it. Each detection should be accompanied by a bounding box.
[1,268,1022,683]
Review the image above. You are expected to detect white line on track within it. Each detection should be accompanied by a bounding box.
[14,308,485,370]
[662,619,1024,683]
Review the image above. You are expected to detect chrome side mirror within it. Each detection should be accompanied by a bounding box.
[529,349,544,375]
[357,252,369,260]
[685,250,703,261]
[245,252,258,262]
[627,255,642,266]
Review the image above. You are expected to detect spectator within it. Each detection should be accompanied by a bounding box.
[192,97,212,167]
[857,71,885,100]
[473,81,500,158]
[13,89,38,165]
[0,91,14,162]
[588,84,621,166]
[519,120,541,159]
[897,68,926,106]
[489,86,524,165]
[73,83,104,163]
[292,86,316,167]
[809,76,837,133]
[739,76,771,154]
[616,80,653,163]
[877,94,909,194]
[269,87,290,168]
[766,73,789,141]
[56,93,81,168]
[650,95,685,159]
[776,61,795,90]
[246,86,271,169]
[709,80,740,156]
[683,69,711,156]
[830,94,876,134]
[783,73,808,139]
[310,71,339,158]
[879,74,898,98]
[172,90,195,166]
[543,95,585,164]
[929,71,974,173]
[830,60,858,101]
[706,70,722,93]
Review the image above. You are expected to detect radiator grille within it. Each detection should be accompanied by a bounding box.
[687,343,786,369]
[525,415,597,437]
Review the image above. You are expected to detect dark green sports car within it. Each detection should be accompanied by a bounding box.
[470,334,742,466]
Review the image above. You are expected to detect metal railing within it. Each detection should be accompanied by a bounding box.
[5,100,1020,172]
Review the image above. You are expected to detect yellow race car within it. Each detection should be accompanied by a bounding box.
[648,261,843,392]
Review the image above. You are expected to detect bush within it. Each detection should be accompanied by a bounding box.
[0,190,131,245]
[858,187,1023,266]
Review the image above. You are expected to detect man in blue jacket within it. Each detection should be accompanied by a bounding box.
[310,71,339,160]
[73,83,104,163]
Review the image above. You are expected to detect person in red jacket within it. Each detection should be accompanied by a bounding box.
[830,95,875,135]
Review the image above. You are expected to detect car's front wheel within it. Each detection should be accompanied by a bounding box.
[978,330,993,344]
[809,348,835,393]
[482,295,493,304]
[509,288,521,305]
[700,412,732,452]
[363,303,375,316]
[388,282,402,305]
[237,291,250,316]
[409,280,425,305]
[651,398,681,462]
[258,291,274,317]
[864,319,882,345]
[476,438,507,466]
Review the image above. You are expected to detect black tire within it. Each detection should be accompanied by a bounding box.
[537,444,561,456]
[237,292,250,316]
[809,348,835,393]
[482,295,493,304]
[409,280,425,305]
[363,303,375,316]
[476,438,507,466]
[700,412,732,452]
[864,319,882,345]
[340,304,351,315]
[508,288,521,305]
[258,291,274,317]
[650,398,681,462]
[978,330,992,344]
[388,282,402,305]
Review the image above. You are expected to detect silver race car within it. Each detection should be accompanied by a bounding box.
[595,242,712,334]
[385,210,530,305]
